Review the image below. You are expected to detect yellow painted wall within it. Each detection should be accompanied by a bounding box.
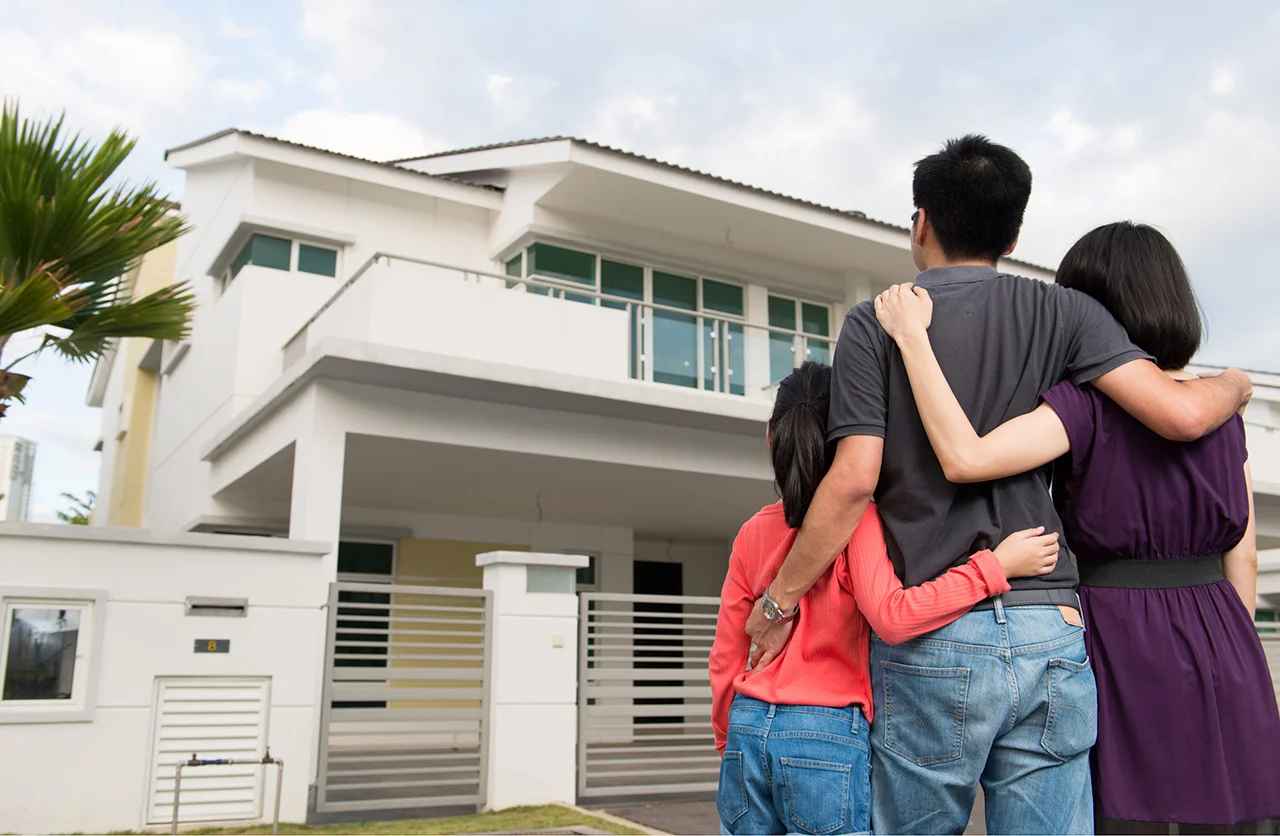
[389,538,527,709]
[104,240,177,527]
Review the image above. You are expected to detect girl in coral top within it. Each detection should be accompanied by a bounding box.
[709,362,1060,835]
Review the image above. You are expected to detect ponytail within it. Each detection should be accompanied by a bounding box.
[768,362,833,528]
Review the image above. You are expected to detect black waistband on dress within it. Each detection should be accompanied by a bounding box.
[1077,554,1225,589]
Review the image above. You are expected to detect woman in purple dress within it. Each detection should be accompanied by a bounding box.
[873,221,1280,832]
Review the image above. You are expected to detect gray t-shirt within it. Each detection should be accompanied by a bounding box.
[828,265,1150,598]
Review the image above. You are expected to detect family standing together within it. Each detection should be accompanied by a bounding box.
[708,135,1280,835]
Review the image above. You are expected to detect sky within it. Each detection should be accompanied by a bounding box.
[2,0,1278,522]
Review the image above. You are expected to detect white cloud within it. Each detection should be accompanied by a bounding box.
[213,78,270,106]
[1048,110,1098,154]
[1211,66,1237,96]
[487,74,514,103]
[0,25,205,132]
[219,18,260,40]
[274,109,448,162]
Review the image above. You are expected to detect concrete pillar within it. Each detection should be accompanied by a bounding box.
[744,283,772,399]
[477,551,587,809]
[287,403,346,802]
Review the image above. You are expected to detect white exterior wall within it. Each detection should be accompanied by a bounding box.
[147,158,496,532]
[0,525,329,834]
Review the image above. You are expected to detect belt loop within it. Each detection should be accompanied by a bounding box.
[766,703,777,719]
[993,595,1007,625]
[1076,592,1086,632]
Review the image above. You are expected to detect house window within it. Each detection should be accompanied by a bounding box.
[507,240,752,394]
[768,294,831,384]
[227,234,340,285]
[231,234,291,278]
[0,591,101,723]
[298,243,338,277]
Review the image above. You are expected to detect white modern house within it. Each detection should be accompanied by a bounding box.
[0,435,36,522]
[0,129,1275,832]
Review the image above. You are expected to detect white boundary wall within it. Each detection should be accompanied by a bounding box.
[0,524,329,834]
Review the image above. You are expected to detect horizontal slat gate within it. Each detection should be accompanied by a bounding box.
[315,581,492,814]
[577,592,720,800]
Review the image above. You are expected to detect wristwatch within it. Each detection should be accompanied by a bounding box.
[760,590,799,624]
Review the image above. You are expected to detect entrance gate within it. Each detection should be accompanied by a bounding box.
[576,591,721,801]
[315,581,492,815]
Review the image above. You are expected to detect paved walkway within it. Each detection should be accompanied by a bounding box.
[593,799,719,835]
[594,792,986,835]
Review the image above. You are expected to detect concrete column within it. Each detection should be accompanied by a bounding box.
[287,406,345,801]
[288,429,346,578]
[477,551,588,809]
[744,282,772,399]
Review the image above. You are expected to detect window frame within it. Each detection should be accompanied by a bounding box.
[766,292,833,381]
[222,233,343,289]
[0,587,106,724]
[335,539,399,585]
[505,240,751,393]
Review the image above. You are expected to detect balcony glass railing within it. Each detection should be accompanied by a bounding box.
[284,253,831,397]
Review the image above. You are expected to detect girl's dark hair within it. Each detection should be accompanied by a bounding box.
[1056,222,1203,370]
[769,361,834,528]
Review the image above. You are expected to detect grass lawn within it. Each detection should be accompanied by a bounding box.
[168,804,645,835]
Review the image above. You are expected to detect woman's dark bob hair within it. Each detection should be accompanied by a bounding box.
[1056,221,1203,370]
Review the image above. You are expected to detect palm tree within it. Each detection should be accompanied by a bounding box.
[0,103,194,417]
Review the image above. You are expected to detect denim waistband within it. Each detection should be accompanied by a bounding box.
[730,695,865,721]
[971,587,1079,611]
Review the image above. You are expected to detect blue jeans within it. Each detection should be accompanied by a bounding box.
[869,602,1098,835]
[718,696,871,835]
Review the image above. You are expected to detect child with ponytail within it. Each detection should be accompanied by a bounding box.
[709,362,1061,835]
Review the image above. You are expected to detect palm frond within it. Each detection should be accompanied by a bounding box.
[0,102,192,380]
[47,282,195,363]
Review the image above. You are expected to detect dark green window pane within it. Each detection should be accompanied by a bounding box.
[768,295,796,329]
[770,332,795,384]
[703,320,745,395]
[298,244,337,277]
[702,279,744,316]
[805,338,831,366]
[653,271,696,310]
[505,253,523,278]
[529,243,595,285]
[250,234,292,271]
[338,541,394,576]
[601,260,644,300]
[230,238,253,278]
[576,556,596,588]
[654,310,698,388]
[802,302,830,337]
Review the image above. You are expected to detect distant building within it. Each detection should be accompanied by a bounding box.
[0,435,36,521]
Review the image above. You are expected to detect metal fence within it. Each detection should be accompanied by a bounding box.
[314,581,493,815]
[576,592,721,801]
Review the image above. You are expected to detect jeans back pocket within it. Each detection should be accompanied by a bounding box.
[716,750,749,829]
[880,660,971,767]
[1041,656,1098,762]
[780,757,852,834]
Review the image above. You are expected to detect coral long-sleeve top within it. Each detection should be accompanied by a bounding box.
[709,502,1010,752]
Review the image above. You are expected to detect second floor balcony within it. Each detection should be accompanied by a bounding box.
[281,251,843,404]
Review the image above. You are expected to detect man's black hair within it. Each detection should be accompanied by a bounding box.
[912,134,1033,263]
[1057,222,1203,370]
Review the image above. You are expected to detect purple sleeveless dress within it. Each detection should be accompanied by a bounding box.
[1042,381,1280,826]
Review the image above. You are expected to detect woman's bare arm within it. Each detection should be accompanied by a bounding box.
[1224,464,1258,618]
[875,284,1070,483]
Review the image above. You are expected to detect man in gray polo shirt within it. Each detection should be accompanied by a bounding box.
[744,136,1251,834]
